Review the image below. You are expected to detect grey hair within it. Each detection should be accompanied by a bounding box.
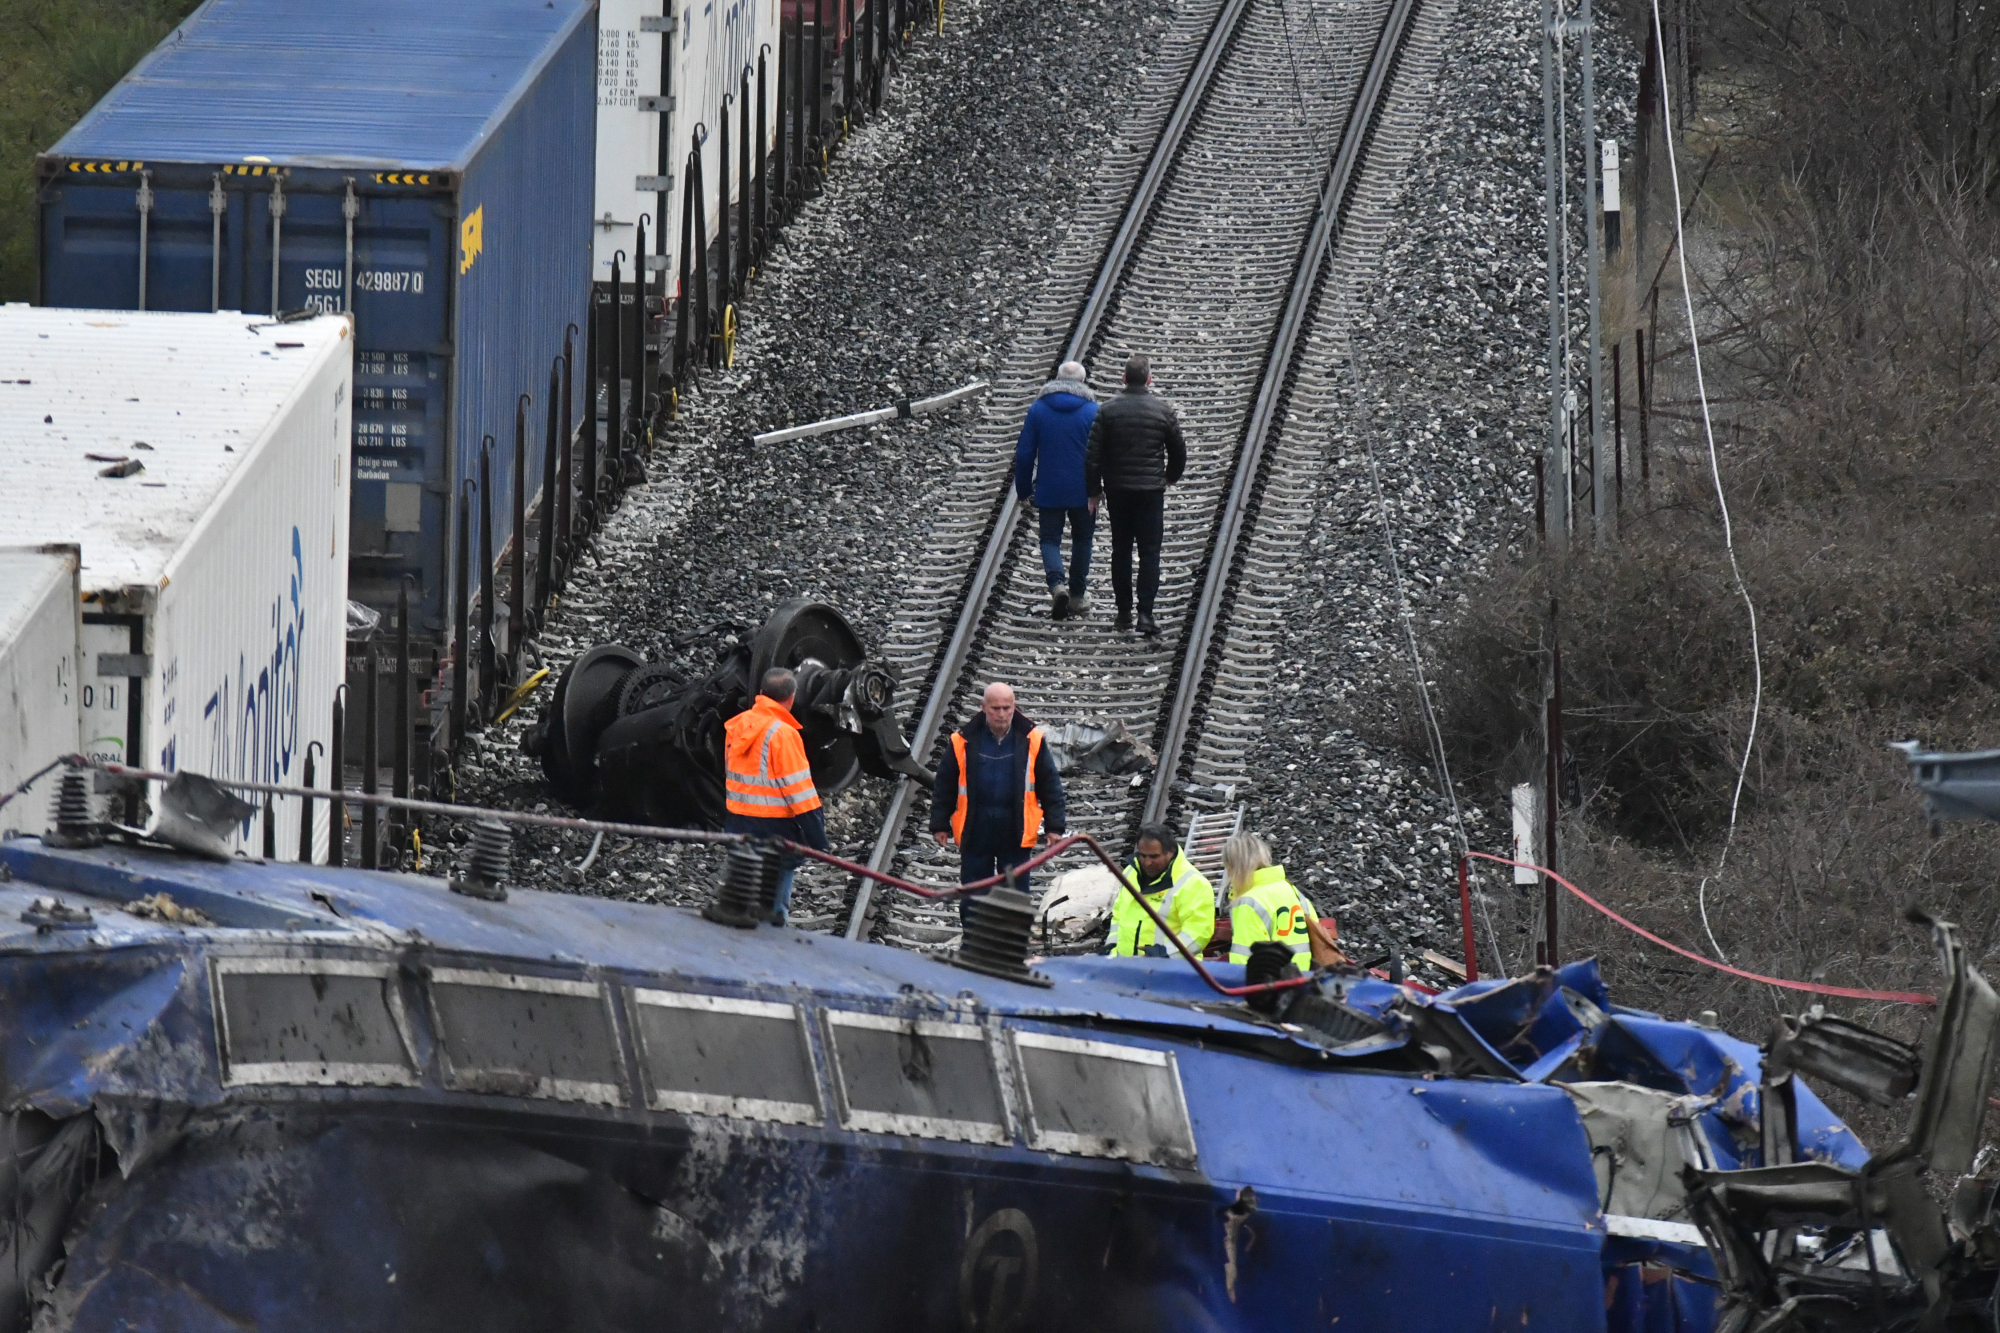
[759,666,797,702]
[1056,360,1087,382]
[1221,831,1272,895]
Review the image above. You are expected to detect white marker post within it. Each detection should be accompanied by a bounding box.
[750,380,989,446]
[1602,139,1621,254]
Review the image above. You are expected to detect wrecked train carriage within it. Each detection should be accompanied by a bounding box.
[0,833,1916,1332]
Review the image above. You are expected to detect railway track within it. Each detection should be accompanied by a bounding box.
[833,0,1445,947]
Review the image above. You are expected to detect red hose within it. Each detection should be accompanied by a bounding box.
[1461,851,1935,1006]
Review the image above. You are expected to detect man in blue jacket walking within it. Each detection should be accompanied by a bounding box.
[1014,361,1099,620]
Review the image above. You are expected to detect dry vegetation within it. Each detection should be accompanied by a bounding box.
[1424,0,2000,1134]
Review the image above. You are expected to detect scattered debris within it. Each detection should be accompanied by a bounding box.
[19,896,92,931]
[1036,864,1122,950]
[1040,719,1155,776]
[124,892,211,926]
[1418,949,1467,982]
[150,771,256,861]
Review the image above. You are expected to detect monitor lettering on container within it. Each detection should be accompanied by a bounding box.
[191,530,307,812]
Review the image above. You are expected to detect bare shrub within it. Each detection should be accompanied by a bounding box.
[1425,0,2000,1086]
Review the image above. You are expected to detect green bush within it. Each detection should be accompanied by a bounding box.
[0,0,201,302]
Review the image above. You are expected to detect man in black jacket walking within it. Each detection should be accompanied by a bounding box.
[1084,354,1186,636]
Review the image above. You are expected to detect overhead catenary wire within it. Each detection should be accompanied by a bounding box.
[1648,0,1762,967]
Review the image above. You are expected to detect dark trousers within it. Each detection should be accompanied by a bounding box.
[959,846,1034,928]
[1104,488,1165,615]
[1036,505,1095,597]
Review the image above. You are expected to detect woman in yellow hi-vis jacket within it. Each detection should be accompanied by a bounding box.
[1222,832,1324,975]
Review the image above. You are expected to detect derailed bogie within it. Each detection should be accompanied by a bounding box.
[524,643,645,809]
[528,600,930,827]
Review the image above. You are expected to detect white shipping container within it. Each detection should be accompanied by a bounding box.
[0,545,81,838]
[0,307,352,859]
[595,0,781,288]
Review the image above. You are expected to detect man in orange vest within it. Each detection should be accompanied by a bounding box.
[929,681,1066,926]
[723,667,830,925]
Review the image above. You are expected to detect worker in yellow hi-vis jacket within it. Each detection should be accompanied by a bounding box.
[1223,831,1321,975]
[1108,822,1214,957]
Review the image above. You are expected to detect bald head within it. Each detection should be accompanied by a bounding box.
[982,682,1016,739]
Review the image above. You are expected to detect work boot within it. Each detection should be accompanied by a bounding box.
[1071,591,1090,615]
[1115,607,1132,632]
[1137,611,1160,637]
[1051,586,1071,620]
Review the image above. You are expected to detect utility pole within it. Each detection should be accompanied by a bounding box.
[1540,0,1568,546]
[1579,0,1608,543]
[1544,608,1563,964]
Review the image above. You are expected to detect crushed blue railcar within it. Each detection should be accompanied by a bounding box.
[0,836,1909,1331]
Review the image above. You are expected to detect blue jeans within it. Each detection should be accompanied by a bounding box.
[770,859,799,925]
[1037,506,1095,597]
[959,847,1034,928]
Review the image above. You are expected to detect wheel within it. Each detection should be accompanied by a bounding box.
[806,733,862,796]
[534,643,643,807]
[750,601,869,796]
[614,662,687,718]
[749,600,866,684]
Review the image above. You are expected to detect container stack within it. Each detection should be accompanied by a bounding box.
[0,307,353,859]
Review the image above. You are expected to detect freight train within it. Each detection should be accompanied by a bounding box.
[34,0,894,814]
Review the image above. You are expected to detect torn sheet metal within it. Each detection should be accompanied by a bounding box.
[1039,718,1156,776]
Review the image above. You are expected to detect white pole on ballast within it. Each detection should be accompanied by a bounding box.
[750,380,988,446]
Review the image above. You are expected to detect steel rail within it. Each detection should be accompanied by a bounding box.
[1140,0,1419,828]
[845,0,1256,940]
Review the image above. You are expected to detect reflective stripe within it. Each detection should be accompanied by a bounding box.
[725,707,821,817]
[1020,728,1045,848]
[725,789,798,807]
[1130,868,1198,952]
[1228,889,1310,965]
[950,732,970,844]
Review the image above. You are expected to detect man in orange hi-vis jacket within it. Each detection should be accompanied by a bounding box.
[928,681,1067,928]
[723,667,830,925]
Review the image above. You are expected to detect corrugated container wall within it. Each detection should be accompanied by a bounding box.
[0,309,352,860]
[0,547,81,838]
[595,0,778,290]
[36,0,597,644]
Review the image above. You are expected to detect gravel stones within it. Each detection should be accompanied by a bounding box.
[454,0,1186,912]
[451,0,1639,990]
[1242,0,1598,980]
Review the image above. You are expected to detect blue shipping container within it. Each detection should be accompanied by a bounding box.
[38,0,598,642]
